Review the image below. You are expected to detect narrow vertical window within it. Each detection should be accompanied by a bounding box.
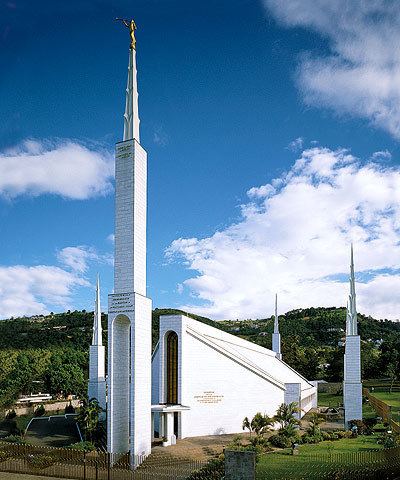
[166,331,178,404]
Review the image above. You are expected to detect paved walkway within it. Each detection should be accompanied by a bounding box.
[152,432,251,460]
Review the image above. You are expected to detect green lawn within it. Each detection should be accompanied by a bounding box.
[371,392,400,408]
[257,437,385,480]
[318,392,342,408]
[369,391,400,423]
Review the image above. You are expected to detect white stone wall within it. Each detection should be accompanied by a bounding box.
[153,315,316,439]
[108,139,152,458]
[130,294,152,457]
[344,335,362,426]
[284,383,301,419]
[114,140,147,296]
[107,312,131,454]
[272,333,281,359]
[88,344,106,412]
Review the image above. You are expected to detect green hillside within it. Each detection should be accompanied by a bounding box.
[0,307,398,411]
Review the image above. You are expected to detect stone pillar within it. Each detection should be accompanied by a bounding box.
[284,383,302,419]
[344,335,362,427]
[164,412,176,446]
[107,139,152,459]
[224,450,255,480]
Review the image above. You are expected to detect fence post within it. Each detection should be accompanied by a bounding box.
[224,449,256,480]
[83,450,86,480]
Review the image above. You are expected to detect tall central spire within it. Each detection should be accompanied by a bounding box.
[121,19,140,142]
[108,18,152,461]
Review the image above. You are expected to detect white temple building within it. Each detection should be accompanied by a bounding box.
[151,314,317,446]
[343,245,362,427]
[88,276,106,413]
[102,19,318,455]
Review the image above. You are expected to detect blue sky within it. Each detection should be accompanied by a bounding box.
[1,0,400,320]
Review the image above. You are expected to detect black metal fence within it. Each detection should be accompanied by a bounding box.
[1,442,400,480]
[0,441,207,480]
[257,446,400,480]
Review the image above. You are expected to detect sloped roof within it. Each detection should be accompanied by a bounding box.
[179,315,314,392]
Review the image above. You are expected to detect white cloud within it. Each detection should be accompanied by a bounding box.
[371,150,392,162]
[247,184,275,199]
[0,265,89,319]
[57,245,113,273]
[0,139,114,199]
[167,147,400,320]
[153,126,169,146]
[57,246,98,273]
[263,1,400,138]
[107,233,115,244]
[287,137,304,152]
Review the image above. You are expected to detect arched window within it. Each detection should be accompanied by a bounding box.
[166,331,178,404]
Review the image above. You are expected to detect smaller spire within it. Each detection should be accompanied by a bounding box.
[347,244,358,336]
[274,293,279,334]
[272,293,282,359]
[92,275,102,346]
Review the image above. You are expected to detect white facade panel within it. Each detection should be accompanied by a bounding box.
[153,315,316,440]
[344,335,362,426]
[114,140,147,296]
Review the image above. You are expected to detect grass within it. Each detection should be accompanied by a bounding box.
[256,436,385,480]
[369,391,400,423]
[0,415,32,438]
[318,392,342,408]
[371,392,400,408]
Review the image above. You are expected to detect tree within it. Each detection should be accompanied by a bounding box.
[307,413,324,436]
[274,402,300,435]
[250,412,273,436]
[242,417,252,436]
[78,399,103,442]
[386,362,399,394]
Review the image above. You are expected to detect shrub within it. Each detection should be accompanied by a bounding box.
[5,410,16,420]
[301,433,323,444]
[335,430,352,439]
[377,432,400,449]
[364,417,378,435]
[320,431,341,441]
[2,435,25,444]
[34,404,46,417]
[269,434,293,448]
[187,457,225,480]
[68,441,96,452]
[249,435,272,451]
[65,402,75,414]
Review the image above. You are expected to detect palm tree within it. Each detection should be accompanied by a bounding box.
[242,417,253,436]
[274,402,300,436]
[307,413,324,435]
[78,398,103,442]
[251,412,274,436]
